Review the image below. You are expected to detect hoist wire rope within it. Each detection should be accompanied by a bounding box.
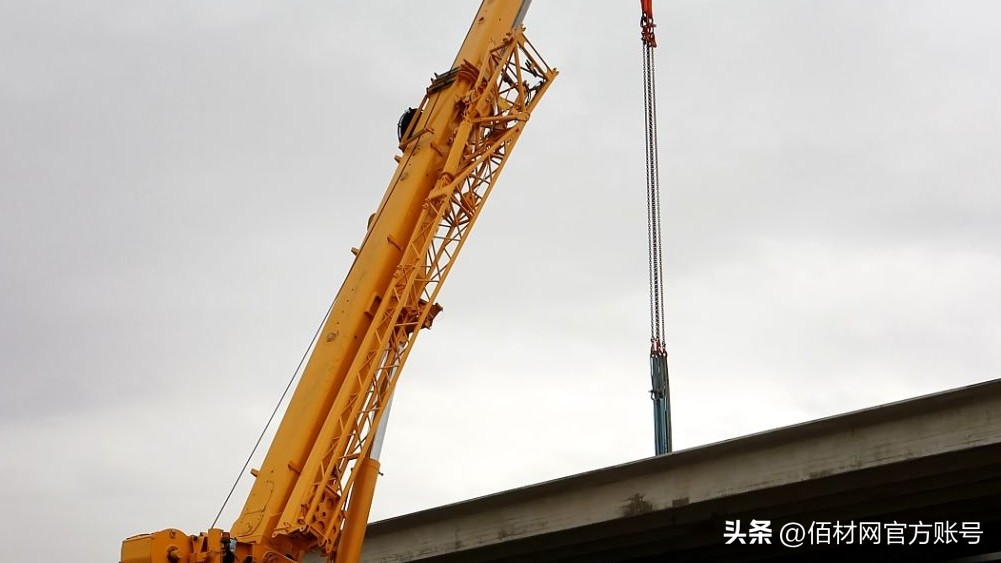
[642,0,672,455]
[643,42,666,352]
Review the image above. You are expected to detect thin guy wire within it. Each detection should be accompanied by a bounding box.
[210,298,336,529]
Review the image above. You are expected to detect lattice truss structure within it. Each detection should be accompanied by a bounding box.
[281,28,557,556]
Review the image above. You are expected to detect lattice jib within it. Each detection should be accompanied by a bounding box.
[288,28,556,556]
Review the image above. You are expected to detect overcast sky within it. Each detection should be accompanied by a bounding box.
[2,1,1000,561]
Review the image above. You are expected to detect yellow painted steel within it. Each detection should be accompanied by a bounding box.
[333,457,380,563]
[121,1,555,562]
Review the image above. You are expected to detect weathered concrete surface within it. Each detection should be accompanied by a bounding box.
[362,379,1001,562]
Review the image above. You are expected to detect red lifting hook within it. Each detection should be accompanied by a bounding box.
[640,0,657,47]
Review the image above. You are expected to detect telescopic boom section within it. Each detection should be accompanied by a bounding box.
[120,2,555,562]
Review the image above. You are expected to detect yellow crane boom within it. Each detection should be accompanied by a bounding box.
[121,1,556,562]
